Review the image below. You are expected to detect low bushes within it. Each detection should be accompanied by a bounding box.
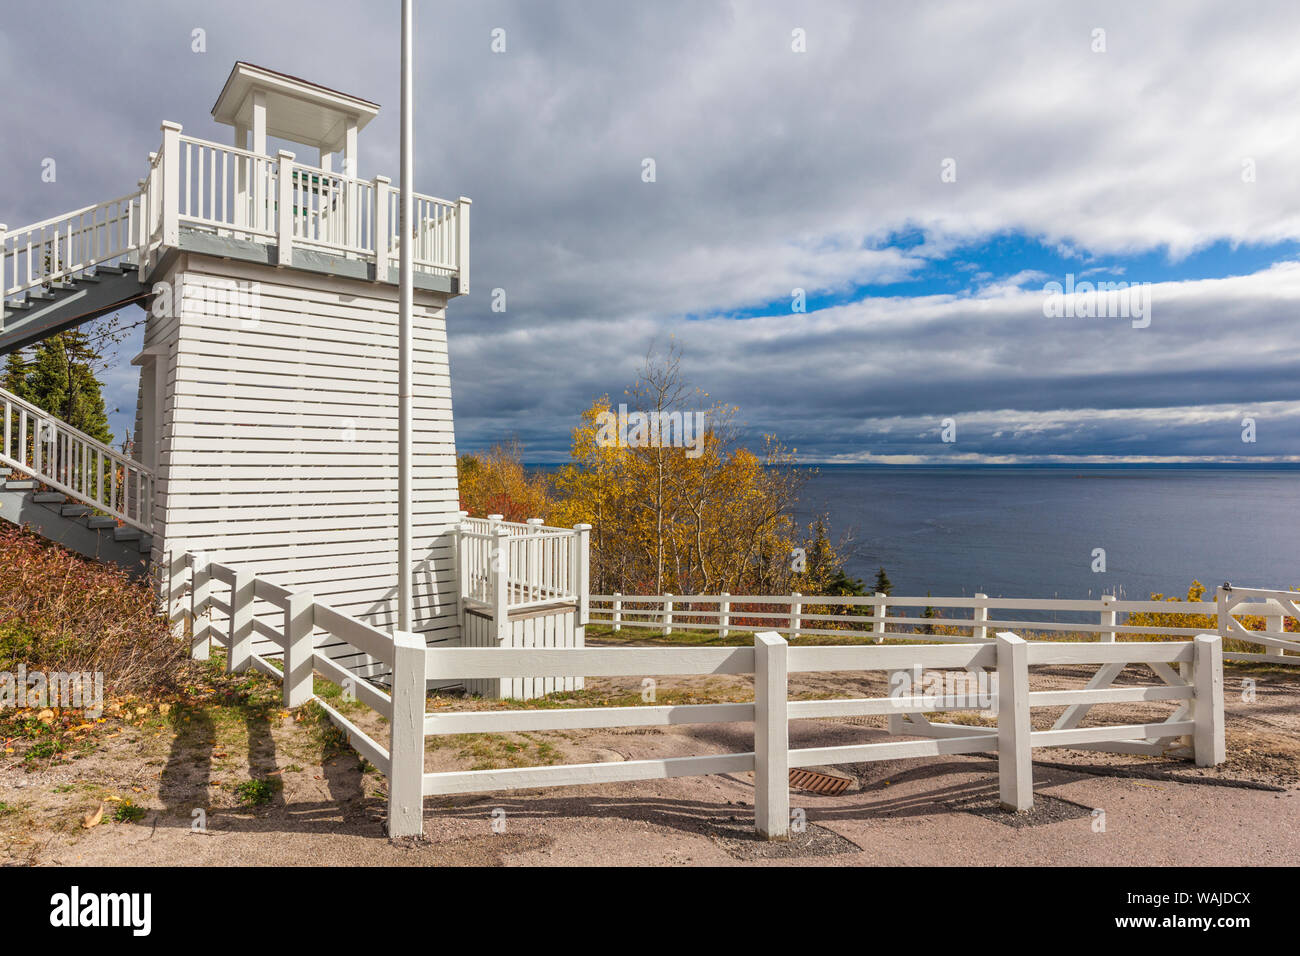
[0,523,197,698]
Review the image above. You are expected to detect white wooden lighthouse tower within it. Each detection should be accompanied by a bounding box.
[3,61,588,696]
[133,63,470,674]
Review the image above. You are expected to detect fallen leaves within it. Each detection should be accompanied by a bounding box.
[80,803,104,829]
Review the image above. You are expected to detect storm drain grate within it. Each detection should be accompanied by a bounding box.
[788,768,852,795]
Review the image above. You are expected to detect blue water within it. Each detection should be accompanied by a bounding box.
[790,466,1300,601]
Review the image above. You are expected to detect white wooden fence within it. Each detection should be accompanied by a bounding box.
[179,541,1230,841]
[177,551,427,836]
[592,590,1300,663]
[421,631,1226,838]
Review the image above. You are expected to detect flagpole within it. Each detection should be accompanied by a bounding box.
[397,0,414,633]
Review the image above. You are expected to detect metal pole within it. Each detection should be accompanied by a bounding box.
[398,0,414,632]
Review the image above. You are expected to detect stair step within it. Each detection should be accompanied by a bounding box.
[120,262,139,273]
[137,535,153,554]
[28,290,55,302]
[32,491,67,504]
[4,299,31,312]
[60,504,93,518]
[49,282,76,293]
[112,527,141,542]
[94,264,124,276]
[3,479,36,490]
[86,516,117,529]
[76,273,102,284]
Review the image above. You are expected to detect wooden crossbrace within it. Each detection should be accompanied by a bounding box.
[1050,660,1191,756]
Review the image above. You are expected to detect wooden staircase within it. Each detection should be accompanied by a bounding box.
[0,383,155,574]
[0,478,152,574]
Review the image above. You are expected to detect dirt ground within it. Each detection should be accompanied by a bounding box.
[2,656,1298,867]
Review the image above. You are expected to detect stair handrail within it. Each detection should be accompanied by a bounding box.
[2,188,147,300]
[0,384,154,532]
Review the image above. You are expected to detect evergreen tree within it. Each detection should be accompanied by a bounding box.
[3,349,29,399]
[922,591,937,635]
[873,566,893,596]
[12,330,113,444]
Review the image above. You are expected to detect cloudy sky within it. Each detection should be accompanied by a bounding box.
[4,1,1299,463]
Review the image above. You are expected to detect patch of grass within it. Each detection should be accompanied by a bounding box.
[22,738,65,763]
[232,778,283,806]
[426,731,565,771]
[294,701,350,757]
[0,801,18,817]
[112,800,146,823]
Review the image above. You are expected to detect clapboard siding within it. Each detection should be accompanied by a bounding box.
[461,608,583,699]
[141,253,463,674]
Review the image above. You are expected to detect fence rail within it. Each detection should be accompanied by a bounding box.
[590,589,1300,663]
[1,384,154,531]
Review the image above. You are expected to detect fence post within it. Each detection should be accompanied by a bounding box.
[1266,609,1285,658]
[388,629,427,838]
[873,592,887,644]
[189,553,211,660]
[373,175,391,282]
[1215,585,1229,639]
[453,521,465,636]
[972,593,988,641]
[612,592,623,632]
[159,122,182,247]
[167,550,188,642]
[0,225,7,298]
[789,591,802,640]
[276,150,295,267]
[227,570,254,674]
[574,523,591,625]
[663,593,674,636]
[457,196,472,294]
[492,527,510,644]
[754,631,789,840]
[1193,634,1226,767]
[996,631,1032,811]
[1100,594,1117,643]
[282,591,315,708]
[719,593,730,638]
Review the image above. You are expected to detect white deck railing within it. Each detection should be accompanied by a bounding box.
[1,384,154,531]
[3,122,469,306]
[457,515,590,616]
[159,127,467,284]
[591,589,1300,663]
